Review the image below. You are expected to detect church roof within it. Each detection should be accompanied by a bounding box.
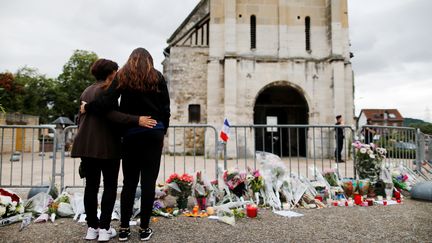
[166,0,209,47]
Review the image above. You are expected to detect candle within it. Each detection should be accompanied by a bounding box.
[192,205,199,215]
[246,205,258,218]
[206,207,215,215]
[354,194,362,205]
[367,199,374,206]
[315,195,323,202]
[377,195,383,201]
[383,200,387,206]
[397,199,401,204]
[394,190,401,200]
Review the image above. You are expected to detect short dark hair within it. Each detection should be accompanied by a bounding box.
[91,59,119,81]
[336,115,342,120]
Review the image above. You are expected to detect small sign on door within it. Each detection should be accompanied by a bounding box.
[266,116,278,132]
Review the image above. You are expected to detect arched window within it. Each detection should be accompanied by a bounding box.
[305,16,311,52]
[250,15,256,49]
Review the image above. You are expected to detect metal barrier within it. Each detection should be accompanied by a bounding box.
[60,125,219,190]
[361,125,419,170]
[1,123,429,191]
[227,125,356,179]
[0,125,57,189]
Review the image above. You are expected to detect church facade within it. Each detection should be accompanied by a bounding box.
[163,0,354,157]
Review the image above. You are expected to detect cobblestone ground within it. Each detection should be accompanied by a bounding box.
[0,199,431,243]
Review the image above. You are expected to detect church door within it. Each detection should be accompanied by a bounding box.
[253,84,309,156]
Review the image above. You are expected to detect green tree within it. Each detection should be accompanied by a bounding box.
[55,50,98,120]
[0,68,58,123]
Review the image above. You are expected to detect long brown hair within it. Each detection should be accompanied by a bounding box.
[116,47,159,92]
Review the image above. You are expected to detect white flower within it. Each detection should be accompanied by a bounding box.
[369,154,376,159]
[0,205,6,217]
[360,148,367,154]
[0,195,12,205]
[367,149,373,155]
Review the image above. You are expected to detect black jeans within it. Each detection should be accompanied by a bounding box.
[120,130,164,229]
[335,137,344,161]
[83,157,120,230]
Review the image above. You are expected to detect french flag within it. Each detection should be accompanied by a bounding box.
[220,118,230,142]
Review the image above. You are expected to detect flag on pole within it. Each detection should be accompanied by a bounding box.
[219,118,230,142]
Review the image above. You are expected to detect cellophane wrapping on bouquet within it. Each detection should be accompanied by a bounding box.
[256,152,287,210]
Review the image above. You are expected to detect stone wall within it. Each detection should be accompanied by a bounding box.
[0,113,40,153]
[163,46,209,154]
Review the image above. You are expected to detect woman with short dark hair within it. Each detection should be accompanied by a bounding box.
[82,48,170,241]
[72,58,156,242]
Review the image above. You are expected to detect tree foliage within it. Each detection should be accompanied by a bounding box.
[56,50,98,120]
[0,49,98,124]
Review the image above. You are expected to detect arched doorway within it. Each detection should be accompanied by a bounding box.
[253,83,309,156]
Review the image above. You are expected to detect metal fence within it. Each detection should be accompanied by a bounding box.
[0,125,58,189]
[0,124,429,192]
[60,125,219,190]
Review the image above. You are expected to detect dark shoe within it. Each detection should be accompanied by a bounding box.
[139,227,153,241]
[118,228,131,242]
[336,159,345,163]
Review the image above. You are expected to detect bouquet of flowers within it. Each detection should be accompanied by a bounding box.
[341,178,357,198]
[0,188,24,219]
[166,173,193,209]
[352,141,386,182]
[223,169,247,198]
[246,169,264,193]
[193,171,211,210]
[323,168,339,187]
[246,168,264,204]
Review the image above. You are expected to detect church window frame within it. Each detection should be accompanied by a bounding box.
[250,15,256,50]
[305,16,311,52]
[188,104,201,123]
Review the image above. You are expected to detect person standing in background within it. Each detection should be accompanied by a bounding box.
[362,118,376,144]
[334,115,345,163]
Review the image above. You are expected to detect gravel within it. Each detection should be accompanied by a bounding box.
[0,199,431,243]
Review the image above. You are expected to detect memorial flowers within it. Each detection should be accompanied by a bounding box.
[352,141,386,182]
[193,171,210,210]
[166,173,193,209]
[0,188,24,218]
[223,169,247,198]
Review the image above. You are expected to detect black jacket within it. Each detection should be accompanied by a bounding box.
[335,122,345,140]
[86,70,170,134]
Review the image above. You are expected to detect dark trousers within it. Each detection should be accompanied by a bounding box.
[83,157,120,230]
[335,137,344,161]
[120,130,164,229]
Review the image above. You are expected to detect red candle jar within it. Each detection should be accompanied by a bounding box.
[333,201,339,206]
[394,190,401,200]
[397,199,401,204]
[383,200,387,206]
[315,195,323,202]
[354,194,362,205]
[246,205,258,218]
[367,199,373,206]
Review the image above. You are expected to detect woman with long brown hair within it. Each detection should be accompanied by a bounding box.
[82,48,170,241]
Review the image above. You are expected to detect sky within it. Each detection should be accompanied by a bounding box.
[1,0,431,122]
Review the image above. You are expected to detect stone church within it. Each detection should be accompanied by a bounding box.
[163,0,354,157]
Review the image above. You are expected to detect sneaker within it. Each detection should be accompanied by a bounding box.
[98,227,117,242]
[118,228,131,242]
[85,227,99,240]
[139,227,153,241]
